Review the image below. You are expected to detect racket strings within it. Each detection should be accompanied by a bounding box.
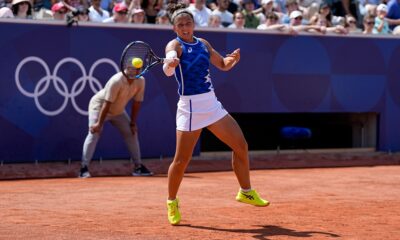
[122,45,151,70]
[120,41,162,78]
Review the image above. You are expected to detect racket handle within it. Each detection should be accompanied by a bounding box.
[135,69,148,78]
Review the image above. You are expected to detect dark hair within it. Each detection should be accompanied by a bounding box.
[363,14,375,22]
[233,11,244,20]
[167,3,193,24]
[12,1,32,17]
[76,6,89,15]
[318,3,332,26]
[285,0,297,7]
[266,12,278,20]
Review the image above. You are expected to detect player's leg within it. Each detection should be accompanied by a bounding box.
[80,112,102,178]
[82,131,100,167]
[168,129,202,199]
[207,114,269,206]
[167,129,202,225]
[110,112,152,176]
[207,114,250,188]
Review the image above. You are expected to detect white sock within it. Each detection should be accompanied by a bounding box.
[240,188,252,193]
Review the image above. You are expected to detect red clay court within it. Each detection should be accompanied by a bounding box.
[1,164,399,239]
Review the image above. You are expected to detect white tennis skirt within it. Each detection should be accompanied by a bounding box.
[176,91,228,131]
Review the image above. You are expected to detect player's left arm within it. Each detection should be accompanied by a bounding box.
[200,38,240,71]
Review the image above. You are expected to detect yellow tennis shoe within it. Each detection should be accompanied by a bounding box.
[167,198,181,225]
[236,189,270,207]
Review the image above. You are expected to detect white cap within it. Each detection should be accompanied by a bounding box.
[289,10,302,19]
[12,0,31,6]
[377,3,387,12]
[262,0,274,5]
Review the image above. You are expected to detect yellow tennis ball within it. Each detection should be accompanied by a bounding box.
[131,57,143,69]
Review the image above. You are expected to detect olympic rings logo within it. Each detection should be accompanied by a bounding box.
[15,56,119,116]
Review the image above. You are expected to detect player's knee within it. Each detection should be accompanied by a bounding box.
[174,157,192,170]
[242,140,248,152]
[232,139,248,153]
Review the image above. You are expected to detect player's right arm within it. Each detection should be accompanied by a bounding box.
[163,40,181,76]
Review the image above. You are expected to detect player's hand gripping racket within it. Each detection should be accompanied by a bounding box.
[120,41,172,79]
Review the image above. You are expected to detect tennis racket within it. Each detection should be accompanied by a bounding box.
[120,41,171,79]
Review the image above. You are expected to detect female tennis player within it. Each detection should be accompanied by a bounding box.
[163,3,269,225]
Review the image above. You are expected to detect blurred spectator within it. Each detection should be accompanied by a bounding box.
[332,14,345,26]
[302,0,323,8]
[387,0,400,29]
[179,0,191,7]
[358,0,379,19]
[207,13,223,26]
[12,0,33,18]
[76,5,89,21]
[208,0,238,13]
[67,0,87,8]
[103,2,128,22]
[228,0,239,13]
[141,0,160,23]
[0,6,14,17]
[345,14,361,32]
[88,0,109,22]
[387,0,400,18]
[254,0,275,24]
[257,0,287,22]
[257,11,288,30]
[211,0,233,27]
[62,0,90,24]
[155,9,169,24]
[1,0,13,8]
[302,2,320,21]
[392,24,400,34]
[319,2,346,27]
[242,0,260,28]
[188,0,212,27]
[364,3,377,16]
[128,0,141,9]
[318,2,333,27]
[362,13,375,34]
[51,1,68,20]
[281,0,307,24]
[309,12,348,33]
[373,3,390,34]
[289,9,303,25]
[273,0,285,13]
[330,0,359,20]
[228,10,245,28]
[290,10,326,33]
[130,7,145,23]
[35,0,52,9]
[32,0,53,19]
[100,0,113,12]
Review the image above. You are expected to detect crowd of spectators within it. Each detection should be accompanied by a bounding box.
[0,0,399,35]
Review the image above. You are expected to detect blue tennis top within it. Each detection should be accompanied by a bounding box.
[174,36,214,96]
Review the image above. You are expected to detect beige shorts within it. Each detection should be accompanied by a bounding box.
[176,91,228,131]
